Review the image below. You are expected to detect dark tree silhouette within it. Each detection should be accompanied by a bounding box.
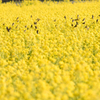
[2,0,24,3]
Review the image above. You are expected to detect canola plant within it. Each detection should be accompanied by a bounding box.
[0,1,100,100]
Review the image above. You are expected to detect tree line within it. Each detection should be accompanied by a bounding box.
[2,0,24,3]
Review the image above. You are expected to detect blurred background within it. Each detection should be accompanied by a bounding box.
[1,0,99,3]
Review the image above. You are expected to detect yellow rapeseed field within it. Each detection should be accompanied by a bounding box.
[0,1,100,100]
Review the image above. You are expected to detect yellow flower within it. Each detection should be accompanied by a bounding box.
[0,1,100,100]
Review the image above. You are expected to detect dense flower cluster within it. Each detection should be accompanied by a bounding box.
[0,1,100,100]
